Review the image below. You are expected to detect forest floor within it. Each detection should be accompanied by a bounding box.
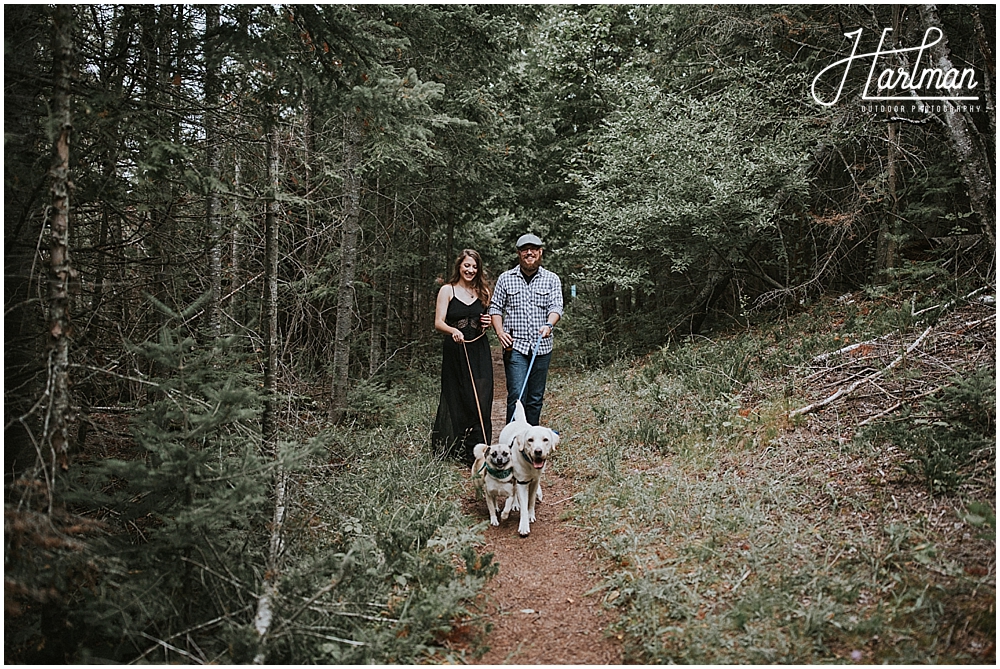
[458,349,622,664]
[452,294,995,663]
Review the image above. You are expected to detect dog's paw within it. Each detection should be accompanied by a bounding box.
[490,517,499,527]
[501,510,510,521]
[529,511,536,523]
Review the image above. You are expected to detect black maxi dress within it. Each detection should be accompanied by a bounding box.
[431,294,493,465]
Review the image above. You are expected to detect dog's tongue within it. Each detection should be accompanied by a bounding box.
[533,460,545,469]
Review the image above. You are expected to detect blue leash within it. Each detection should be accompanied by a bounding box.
[517,329,547,403]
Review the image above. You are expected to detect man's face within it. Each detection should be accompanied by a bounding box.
[518,246,543,273]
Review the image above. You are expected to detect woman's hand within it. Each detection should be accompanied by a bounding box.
[451,329,465,343]
[479,313,492,328]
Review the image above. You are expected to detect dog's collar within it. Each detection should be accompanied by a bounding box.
[516,449,535,485]
[486,464,513,480]
[477,462,513,481]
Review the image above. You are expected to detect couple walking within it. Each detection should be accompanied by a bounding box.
[431,234,564,465]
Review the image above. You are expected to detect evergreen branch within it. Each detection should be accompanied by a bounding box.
[180,556,256,595]
[131,613,237,664]
[279,548,357,630]
[137,631,207,664]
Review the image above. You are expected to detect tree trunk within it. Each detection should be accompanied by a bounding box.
[877,7,903,275]
[252,468,287,664]
[917,5,996,249]
[330,109,363,423]
[971,7,996,142]
[262,116,280,448]
[205,5,222,339]
[600,284,616,332]
[231,154,244,326]
[44,3,75,508]
[877,119,902,274]
[140,4,174,403]
[686,257,733,336]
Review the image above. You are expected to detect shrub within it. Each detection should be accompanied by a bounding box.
[862,367,995,494]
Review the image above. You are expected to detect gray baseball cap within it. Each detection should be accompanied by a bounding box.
[516,233,544,249]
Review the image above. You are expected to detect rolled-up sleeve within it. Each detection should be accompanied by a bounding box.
[488,276,508,317]
[545,272,564,318]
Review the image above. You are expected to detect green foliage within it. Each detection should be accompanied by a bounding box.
[570,63,815,289]
[344,379,401,428]
[9,318,489,663]
[861,368,995,494]
[554,297,633,367]
[959,503,996,542]
[261,432,490,664]
[20,310,271,662]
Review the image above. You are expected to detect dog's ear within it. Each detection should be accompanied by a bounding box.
[550,429,560,450]
[513,432,525,452]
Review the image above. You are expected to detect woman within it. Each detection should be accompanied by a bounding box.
[431,249,494,465]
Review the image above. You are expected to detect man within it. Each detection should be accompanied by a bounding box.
[490,233,564,425]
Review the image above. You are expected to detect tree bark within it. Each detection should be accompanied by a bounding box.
[877,7,903,275]
[971,7,995,142]
[252,469,287,664]
[330,109,363,423]
[44,3,75,507]
[877,119,902,273]
[205,5,222,339]
[231,154,244,325]
[262,115,280,448]
[917,5,996,249]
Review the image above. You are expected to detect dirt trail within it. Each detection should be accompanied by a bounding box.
[461,350,621,664]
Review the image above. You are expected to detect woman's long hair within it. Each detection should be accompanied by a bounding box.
[447,249,491,306]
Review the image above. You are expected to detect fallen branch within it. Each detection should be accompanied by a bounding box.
[911,285,992,317]
[857,383,949,427]
[811,339,882,363]
[789,326,933,419]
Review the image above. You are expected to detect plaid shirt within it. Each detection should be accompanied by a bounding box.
[489,266,564,356]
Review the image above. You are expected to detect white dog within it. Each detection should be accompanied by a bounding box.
[501,401,559,536]
[471,442,514,526]
[498,399,531,449]
[498,399,542,502]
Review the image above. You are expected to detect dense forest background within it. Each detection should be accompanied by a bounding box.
[4,4,994,663]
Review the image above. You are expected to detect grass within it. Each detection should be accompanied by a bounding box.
[262,372,493,664]
[545,292,996,663]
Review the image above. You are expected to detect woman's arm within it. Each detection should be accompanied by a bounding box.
[434,284,464,342]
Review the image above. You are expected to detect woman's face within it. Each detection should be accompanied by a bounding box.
[460,256,479,283]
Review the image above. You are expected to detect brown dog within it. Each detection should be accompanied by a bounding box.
[472,442,514,526]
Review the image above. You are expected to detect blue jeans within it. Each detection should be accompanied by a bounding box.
[504,349,551,426]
